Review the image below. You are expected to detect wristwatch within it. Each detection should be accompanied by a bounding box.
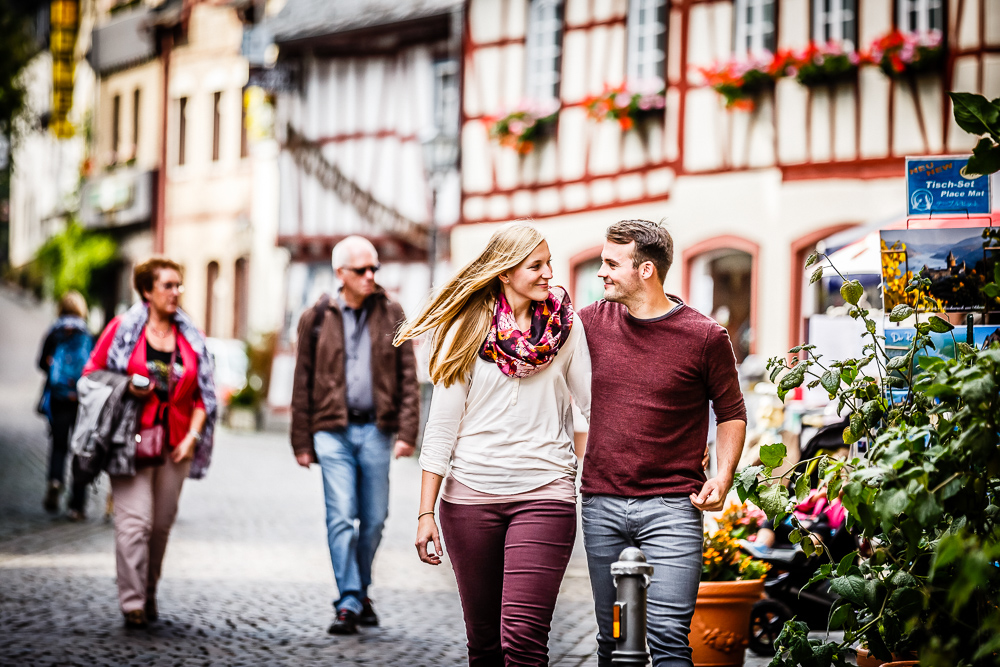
[188,430,202,442]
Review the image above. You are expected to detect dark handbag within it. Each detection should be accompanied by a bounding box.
[135,345,176,463]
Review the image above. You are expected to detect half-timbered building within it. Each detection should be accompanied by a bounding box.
[263,0,462,407]
[454,0,999,361]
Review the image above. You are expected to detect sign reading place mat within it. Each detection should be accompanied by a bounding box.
[906,156,991,216]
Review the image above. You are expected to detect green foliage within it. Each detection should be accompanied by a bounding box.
[750,250,1000,667]
[0,0,35,137]
[949,93,1000,177]
[33,220,117,301]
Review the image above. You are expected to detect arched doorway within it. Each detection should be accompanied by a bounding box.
[682,236,759,363]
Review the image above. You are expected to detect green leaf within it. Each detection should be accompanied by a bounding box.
[849,412,864,438]
[963,136,1000,177]
[949,92,1000,138]
[819,369,840,397]
[960,373,995,404]
[836,552,856,577]
[914,492,943,524]
[840,279,864,305]
[805,252,819,268]
[886,352,912,371]
[777,364,806,402]
[889,587,924,619]
[794,473,811,502]
[889,303,914,322]
[830,574,866,605]
[760,442,787,468]
[927,315,955,333]
[735,465,764,502]
[788,528,802,544]
[758,482,790,519]
[829,602,852,630]
[809,265,825,285]
[800,537,816,556]
[842,426,860,445]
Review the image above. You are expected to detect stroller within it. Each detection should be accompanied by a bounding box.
[743,418,856,656]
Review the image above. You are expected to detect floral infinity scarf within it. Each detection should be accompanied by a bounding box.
[479,286,574,378]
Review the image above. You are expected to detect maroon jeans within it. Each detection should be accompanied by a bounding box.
[439,499,577,667]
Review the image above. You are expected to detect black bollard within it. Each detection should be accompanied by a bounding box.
[611,547,654,666]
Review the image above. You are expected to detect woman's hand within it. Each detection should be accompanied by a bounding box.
[171,434,197,463]
[127,382,154,399]
[415,515,443,565]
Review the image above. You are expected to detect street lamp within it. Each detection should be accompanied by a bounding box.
[420,128,459,290]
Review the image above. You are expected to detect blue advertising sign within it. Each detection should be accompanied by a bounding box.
[906,156,991,216]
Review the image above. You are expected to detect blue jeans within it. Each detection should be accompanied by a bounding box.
[314,424,392,615]
[582,494,704,667]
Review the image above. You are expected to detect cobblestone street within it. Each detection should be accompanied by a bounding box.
[0,287,777,666]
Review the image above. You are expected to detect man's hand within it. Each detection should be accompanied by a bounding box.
[394,440,415,459]
[690,476,732,512]
[295,451,315,468]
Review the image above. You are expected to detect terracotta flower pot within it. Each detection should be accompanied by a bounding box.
[689,579,765,667]
[856,648,919,667]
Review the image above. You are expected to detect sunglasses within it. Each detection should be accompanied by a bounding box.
[345,264,380,276]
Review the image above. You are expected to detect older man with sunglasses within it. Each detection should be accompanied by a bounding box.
[291,236,420,635]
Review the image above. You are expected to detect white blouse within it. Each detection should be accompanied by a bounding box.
[419,318,592,495]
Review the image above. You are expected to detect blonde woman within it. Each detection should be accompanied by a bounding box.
[395,222,591,666]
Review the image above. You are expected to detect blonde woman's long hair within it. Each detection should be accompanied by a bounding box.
[394,222,545,387]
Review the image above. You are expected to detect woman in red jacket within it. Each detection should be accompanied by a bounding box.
[85,257,217,629]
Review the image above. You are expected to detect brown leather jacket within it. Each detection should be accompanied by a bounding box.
[290,287,419,457]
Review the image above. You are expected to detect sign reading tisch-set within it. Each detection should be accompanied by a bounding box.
[906,156,991,216]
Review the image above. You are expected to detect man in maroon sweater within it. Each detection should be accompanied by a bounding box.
[578,220,747,666]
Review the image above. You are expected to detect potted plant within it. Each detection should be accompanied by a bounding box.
[733,101,1000,663]
[486,105,559,155]
[689,503,770,667]
[583,84,666,131]
[792,41,863,87]
[864,29,944,79]
[697,50,796,111]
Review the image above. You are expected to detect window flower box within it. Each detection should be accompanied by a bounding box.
[697,50,796,111]
[864,29,944,79]
[487,105,559,155]
[792,41,863,87]
[583,85,666,131]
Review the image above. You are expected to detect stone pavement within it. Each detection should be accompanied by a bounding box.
[0,286,780,666]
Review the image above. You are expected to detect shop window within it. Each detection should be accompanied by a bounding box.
[525,0,564,104]
[206,261,219,337]
[177,97,188,166]
[234,256,249,340]
[688,249,754,362]
[111,94,120,159]
[572,255,606,309]
[212,91,222,162]
[813,0,857,49]
[734,0,777,56]
[897,0,944,34]
[132,88,140,158]
[627,0,668,89]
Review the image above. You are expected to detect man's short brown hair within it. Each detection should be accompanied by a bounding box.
[133,257,183,302]
[606,219,674,282]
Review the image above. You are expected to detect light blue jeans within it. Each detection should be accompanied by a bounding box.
[582,494,704,667]
[314,424,392,615]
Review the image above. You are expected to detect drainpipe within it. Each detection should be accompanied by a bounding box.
[611,547,654,666]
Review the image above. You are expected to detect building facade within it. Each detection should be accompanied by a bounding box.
[263,0,462,407]
[454,0,999,362]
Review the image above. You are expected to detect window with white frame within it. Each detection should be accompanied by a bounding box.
[525,0,563,104]
[813,0,857,49]
[734,0,777,56]
[897,0,944,33]
[627,0,668,89]
[432,58,460,136]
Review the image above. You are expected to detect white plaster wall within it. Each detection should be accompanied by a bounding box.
[451,171,906,359]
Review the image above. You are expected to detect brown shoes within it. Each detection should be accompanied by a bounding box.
[123,609,148,629]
